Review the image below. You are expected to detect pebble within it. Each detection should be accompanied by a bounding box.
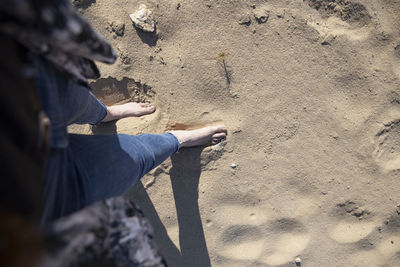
[106,21,125,37]
[111,22,125,36]
[295,257,301,264]
[130,4,155,32]
[237,13,251,25]
[231,163,237,169]
[253,8,270,24]
[321,34,336,45]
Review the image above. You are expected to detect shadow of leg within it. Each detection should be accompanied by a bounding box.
[170,147,212,267]
[127,146,212,267]
[91,121,117,135]
[128,182,184,266]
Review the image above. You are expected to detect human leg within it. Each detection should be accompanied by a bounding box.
[102,102,156,122]
[35,56,108,148]
[68,133,179,206]
[35,56,155,128]
[67,125,227,208]
[42,125,227,221]
[170,125,228,147]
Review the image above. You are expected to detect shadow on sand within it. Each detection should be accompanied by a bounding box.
[128,147,211,267]
[135,27,158,47]
[92,122,211,266]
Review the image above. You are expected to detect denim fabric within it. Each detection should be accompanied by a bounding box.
[36,58,179,223]
[35,57,108,148]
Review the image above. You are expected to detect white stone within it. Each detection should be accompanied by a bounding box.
[129,4,155,32]
[295,257,301,264]
[231,163,237,169]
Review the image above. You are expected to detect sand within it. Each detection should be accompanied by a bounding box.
[70,0,400,266]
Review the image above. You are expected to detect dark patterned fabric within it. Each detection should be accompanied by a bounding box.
[41,197,167,267]
[0,0,117,86]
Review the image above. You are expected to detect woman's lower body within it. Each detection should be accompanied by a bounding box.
[35,57,227,223]
[35,57,179,222]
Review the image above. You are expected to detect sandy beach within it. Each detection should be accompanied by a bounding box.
[70,0,400,266]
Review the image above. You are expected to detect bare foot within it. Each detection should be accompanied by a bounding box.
[102,102,156,122]
[170,125,227,148]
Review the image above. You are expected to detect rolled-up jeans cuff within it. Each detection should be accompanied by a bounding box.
[90,100,107,125]
[165,132,180,152]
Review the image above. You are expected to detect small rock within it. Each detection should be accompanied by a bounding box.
[130,4,155,32]
[237,13,251,25]
[321,34,336,45]
[112,22,125,36]
[144,177,155,189]
[107,21,125,37]
[328,2,337,9]
[253,8,270,24]
[329,131,339,139]
[119,51,131,65]
[276,9,285,18]
[231,163,237,169]
[334,5,342,12]
[295,257,301,265]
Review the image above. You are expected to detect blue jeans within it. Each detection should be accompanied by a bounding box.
[35,57,179,223]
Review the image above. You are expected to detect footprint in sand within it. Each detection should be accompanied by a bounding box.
[304,0,372,42]
[329,200,377,244]
[216,215,310,266]
[213,184,320,266]
[90,76,155,106]
[329,220,377,243]
[348,211,400,266]
[261,218,310,266]
[218,224,265,261]
[373,119,400,172]
[304,0,372,27]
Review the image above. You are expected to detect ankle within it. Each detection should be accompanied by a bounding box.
[102,106,119,122]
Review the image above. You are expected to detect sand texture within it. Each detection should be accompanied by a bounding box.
[70,0,400,266]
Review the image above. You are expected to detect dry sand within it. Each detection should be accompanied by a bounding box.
[70,0,400,266]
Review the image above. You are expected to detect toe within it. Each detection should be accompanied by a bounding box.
[213,125,228,134]
[212,132,227,139]
[139,102,151,107]
[147,105,156,112]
